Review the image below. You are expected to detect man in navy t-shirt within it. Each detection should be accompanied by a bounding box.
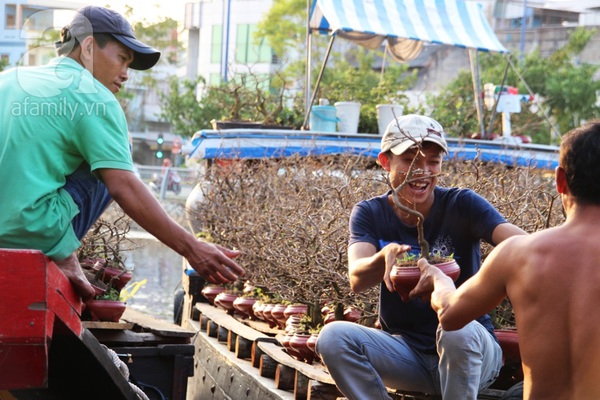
[316,114,527,399]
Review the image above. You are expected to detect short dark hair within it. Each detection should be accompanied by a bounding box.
[56,30,115,56]
[559,120,600,205]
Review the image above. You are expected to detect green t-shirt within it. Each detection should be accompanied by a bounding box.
[0,57,133,260]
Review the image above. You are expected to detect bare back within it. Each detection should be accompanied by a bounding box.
[505,214,600,399]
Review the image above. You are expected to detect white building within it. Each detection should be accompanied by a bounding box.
[184,0,279,90]
[0,0,85,67]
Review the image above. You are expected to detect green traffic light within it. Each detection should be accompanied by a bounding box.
[156,151,164,159]
[157,136,164,145]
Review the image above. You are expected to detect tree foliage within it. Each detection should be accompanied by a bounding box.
[428,27,600,144]
[158,72,305,137]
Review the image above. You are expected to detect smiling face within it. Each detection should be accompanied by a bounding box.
[380,141,444,213]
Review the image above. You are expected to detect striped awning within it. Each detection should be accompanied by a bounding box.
[309,0,508,62]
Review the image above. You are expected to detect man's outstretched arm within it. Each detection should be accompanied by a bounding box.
[99,168,244,284]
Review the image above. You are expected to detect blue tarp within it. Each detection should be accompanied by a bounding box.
[188,130,558,170]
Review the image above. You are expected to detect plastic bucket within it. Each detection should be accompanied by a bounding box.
[376,104,405,135]
[310,105,338,132]
[334,101,362,134]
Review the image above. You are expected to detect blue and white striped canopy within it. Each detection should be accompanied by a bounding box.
[309,0,508,60]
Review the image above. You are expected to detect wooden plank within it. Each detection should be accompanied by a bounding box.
[86,329,190,346]
[196,302,271,342]
[256,341,335,385]
[83,321,135,330]
[121,308,194,338]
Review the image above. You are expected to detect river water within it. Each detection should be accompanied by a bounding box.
[120,232,183,323]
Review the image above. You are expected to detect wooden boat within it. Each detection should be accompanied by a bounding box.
[179,263,522,400]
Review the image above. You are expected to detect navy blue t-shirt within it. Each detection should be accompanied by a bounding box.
[349,187,506,353]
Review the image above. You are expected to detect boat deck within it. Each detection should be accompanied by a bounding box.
[184,301,511,400]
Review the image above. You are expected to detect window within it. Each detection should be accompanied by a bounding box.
[211,25,222,64]
[5,4,16,29]
[209,73,221,86]
[235,24,272,64]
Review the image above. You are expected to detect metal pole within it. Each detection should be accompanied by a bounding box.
[468,49,485,138]
[486,59,511,136]
[302,34,336,130]
[520,0,528,62]
[221,0,232,82]
[304,0,312,118]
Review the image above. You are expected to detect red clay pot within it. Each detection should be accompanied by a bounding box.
[390,259,460,301]
[284,304,308,319]
[85,300,126,322]
[289,333,314,364]
[214,292,238,315]
[343,307,362,323]
[91,265,133,291]
[280,333,302,360]
[270,304,288,329]
[261,304,278,328]
[494,328,521,364]
[252,301,266,321]
[201,285,227,305]
[233,297,257,319]
[306,333,319,359]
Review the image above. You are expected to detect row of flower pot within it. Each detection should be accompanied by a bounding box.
[201,285,366,365]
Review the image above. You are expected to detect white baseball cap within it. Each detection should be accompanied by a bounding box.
[380,114,448,155]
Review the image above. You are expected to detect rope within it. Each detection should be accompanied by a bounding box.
[101,345,150,400]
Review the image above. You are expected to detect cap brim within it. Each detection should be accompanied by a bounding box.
[112,34,161,70]
[389,137,448,155]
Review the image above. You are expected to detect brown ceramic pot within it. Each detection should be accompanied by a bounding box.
[306,333,319,359]
[214,292,238,315]
[201,285,227,305]
[494,329,520,364]
[85,300,126,322]
[289,333,314,364]
[232,297,257,319]
[91,264,133,291]
[284,304,308,319]
[343,307,362,323]
[261,303,278,328]
[252,301,266,321]
[390,259,460,301]
[270,304,288,329]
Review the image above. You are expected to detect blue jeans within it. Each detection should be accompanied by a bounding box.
[63,162,113,240]
[316,320,502,400]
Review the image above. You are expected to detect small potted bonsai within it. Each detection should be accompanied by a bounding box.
[85,287,127,322]
[78,215,137,291]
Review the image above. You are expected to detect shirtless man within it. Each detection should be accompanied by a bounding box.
[412,121,600,399]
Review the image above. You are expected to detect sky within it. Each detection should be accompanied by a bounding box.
[57,0,191,23]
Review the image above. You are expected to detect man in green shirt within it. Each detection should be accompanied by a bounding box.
[0,6,244,300]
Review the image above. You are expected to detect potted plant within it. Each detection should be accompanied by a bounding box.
[85,287,127,322]
[78,215,137,291]
[209,71,295,130]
